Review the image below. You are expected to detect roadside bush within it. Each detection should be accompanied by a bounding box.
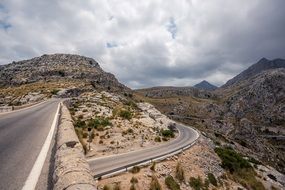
[130,176,138,184]
[51,89,59,95]
[207,173,217,186]
[149,175,162,190]
[175,162,185,182]
[165,175,180,190]
[74,119,86,128]
[154,136,161,142]
[150,162,156,171]
[161,129,175,138]
[130,166,140,174]
[189,176,203,190]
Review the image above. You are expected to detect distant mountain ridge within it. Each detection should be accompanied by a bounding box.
[135,86,217,99]
[223,58,285,87]
[194,80,217,91]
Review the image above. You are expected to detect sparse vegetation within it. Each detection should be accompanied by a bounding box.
[87,116,112,130]
[149,175,162,190]
[165,175,180,190]
[215,147,266,190]
[175,162,185,182]
[119,109,132,120]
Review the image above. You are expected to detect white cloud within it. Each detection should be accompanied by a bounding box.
[0,0,284,88]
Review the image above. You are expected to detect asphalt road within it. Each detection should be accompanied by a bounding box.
[0,99,61,190]
[88,123,199,177]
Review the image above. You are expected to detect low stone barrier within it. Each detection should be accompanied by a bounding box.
[53,103,96,190]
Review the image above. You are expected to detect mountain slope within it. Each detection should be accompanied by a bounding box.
[223,58,285,87]
[194,80,217,91]
[0,54,128,91]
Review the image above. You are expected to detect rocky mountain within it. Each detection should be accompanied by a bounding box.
[194,80,217,91]
[222,58,285,87]
[0,54,128,92]
[135,86,218,99]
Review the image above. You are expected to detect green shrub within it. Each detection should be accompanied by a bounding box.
[130,166,140,174]
[207,173,217,186]
[165,175,180,190]
[87,117,112,129]
[119,109,132,120]
[189,176,203,190]
[149,175,162,190]
[215,147,266,190]
[214,147,251,173]
[161,129,175,138]
[175,162,185,182]
[74,119,86,128]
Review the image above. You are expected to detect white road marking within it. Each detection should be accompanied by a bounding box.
[22,102,61,190]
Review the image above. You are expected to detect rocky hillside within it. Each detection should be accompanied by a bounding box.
[134,59,285,175]
[0,54,128,92]
[135,86,218,99]
[194,80,217,91]
[222,58,285,87]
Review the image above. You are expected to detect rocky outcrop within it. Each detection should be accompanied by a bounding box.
[53,103,96,190]
[0,54,128,92]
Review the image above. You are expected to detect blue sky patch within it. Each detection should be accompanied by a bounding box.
[166,17,177,39]
[106,42,118,48]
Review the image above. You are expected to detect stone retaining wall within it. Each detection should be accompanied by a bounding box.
[53,103,96,190]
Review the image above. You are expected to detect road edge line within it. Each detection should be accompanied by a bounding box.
[22,102,61,190]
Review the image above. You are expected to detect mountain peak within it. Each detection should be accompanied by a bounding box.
[194,80,217,91]
[222,58,285,88]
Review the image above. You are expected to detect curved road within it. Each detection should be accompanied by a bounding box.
[88,124,199,178]
[0,99,61,190]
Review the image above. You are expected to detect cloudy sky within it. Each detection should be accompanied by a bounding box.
[0,0,285,88]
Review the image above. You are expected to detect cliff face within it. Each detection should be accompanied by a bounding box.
[0,54,128,92]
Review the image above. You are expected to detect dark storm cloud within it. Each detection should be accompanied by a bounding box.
[0,0,285,88]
